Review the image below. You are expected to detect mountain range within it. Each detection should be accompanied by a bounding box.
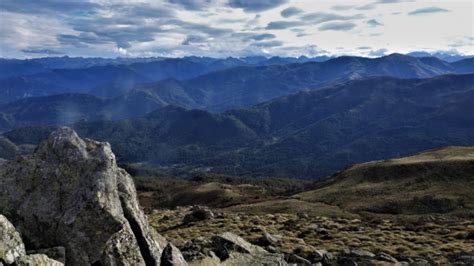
[1,54,473,132]
[4,73,473,178]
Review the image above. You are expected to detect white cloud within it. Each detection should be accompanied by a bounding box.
[0,0,472,58]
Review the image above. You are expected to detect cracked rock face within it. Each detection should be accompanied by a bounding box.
[0,127,170,265]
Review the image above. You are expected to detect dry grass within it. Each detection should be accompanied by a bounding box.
[149,207,474,264]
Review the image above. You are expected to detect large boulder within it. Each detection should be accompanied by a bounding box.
[0,214,63,265]
[0,127,175,265]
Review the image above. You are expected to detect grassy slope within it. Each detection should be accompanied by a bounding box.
[294,146,474,216]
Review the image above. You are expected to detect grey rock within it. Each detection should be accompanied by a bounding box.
[16,254,63,266]
[182,232,287,265]
[286,254,311,265]
[183,206,214,224]
[450,252,474,264]
[376,252,398,263]
[28,247,66,264]
[0,215,26,264]
[343,248,375,258]
[308,249,327,262]
[466,232,474,240]
[161,243,188,266]
[0,128,174,265]
[322,252,335,265]
[0,215,63,266]
[256,232,279,247]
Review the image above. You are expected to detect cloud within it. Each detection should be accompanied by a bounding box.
[113,4,176,18]
[367,19,383,27]
[368,48,388,57]
[182,35,209,45]
[301,12,364,24]
[319,22,356,31]
[247,33,276,41]
[266,21,303,30]
[280,7,303,17]
[356,0,414,10]
[331,5,356,11]
[166,0,216,10]
[228,0,288,12]
[252,40,283,47]
[0,0,100,15]
[408,7,450,16]
[21,48,63,55]
[377,0,415,3]
[357,46,371,50]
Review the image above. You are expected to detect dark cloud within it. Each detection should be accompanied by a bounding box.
[182,35,208,45]
[280,7,303,18]
[58,33,109,48]
[228,0,288,12]
[266,21,303,30]
[113,4,176,18]
[367,19,383,27]
[319,22,356,31]
[408,7,450,16]
[69,22,160,48]
[0,0,99,15]
[331,5,356,11]
[248,33,276,41]
[251,40,283,47]
[301,12,364,24]
[21,48,63,55]
[166,0,215,10]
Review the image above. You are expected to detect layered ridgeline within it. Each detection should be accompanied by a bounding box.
[0,54,473,131]
[5,74,474,179]
[0,55,330,104]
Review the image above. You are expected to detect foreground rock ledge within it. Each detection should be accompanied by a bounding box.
[0,127,178,265]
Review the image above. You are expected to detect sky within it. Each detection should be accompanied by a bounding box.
[0,0,473,58]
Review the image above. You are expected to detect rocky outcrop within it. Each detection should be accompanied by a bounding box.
[181,232,287,265]
[1,215,63,265]
[0,127,175,265]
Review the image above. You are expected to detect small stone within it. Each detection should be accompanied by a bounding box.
[466,231,474,240]
[255,232,279,247]
[297,213,309,219]
[309,249,327,262]
[183,206,214,224]
[161,243,188,266]
[376,252,398,263]
[322,252,335,265]
[344,248,375,258]
[287,254,311,265]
